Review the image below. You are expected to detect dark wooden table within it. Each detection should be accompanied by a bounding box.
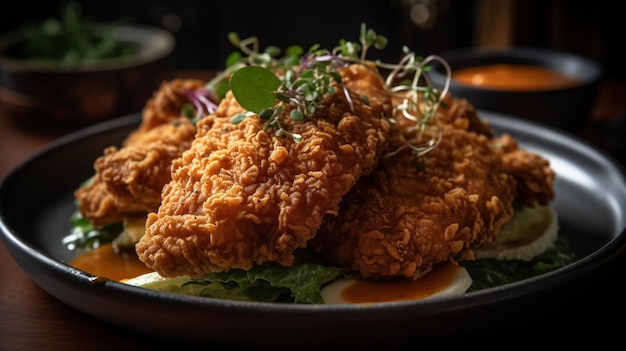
[1,72,625,349]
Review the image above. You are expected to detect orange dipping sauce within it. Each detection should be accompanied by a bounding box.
[340,261,460,303]
[451,63,580,91]
[69,243,153,281]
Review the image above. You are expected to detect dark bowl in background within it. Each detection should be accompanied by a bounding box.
[426,47,603,133]
[0,24,175,126]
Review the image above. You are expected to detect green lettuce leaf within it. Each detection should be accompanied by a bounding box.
[133,263,350,304]
[460,236,575,291]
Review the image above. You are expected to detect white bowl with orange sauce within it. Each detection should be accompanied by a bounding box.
[426,47,603,133]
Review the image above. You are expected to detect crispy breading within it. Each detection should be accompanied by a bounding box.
[311,97,555,280]
[130,78,206,134]
[441,95,556,206]
[438,96,494,137]
[74,79,205,227]
[136,64,392,277]
[496,134,555,206]
[438,96,554,206]
[438,97,554,206]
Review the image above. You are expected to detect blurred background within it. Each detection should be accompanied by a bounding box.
[2,0,623,164]
[0,1,624,347]
[0,0,621,77]
[0,0,623,159]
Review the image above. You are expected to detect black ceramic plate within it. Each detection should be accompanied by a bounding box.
[1,112,625,349]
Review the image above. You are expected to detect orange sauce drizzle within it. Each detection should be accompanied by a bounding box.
[451,63,580,91]
[340,261,460,303]
[70,245,462,303]
[69,243,153,281]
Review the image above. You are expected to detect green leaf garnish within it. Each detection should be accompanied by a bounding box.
[17,2,134,67]
[62,209,123,251]
[131,263,350,304]
[460,236,575,291]
[229,66,281,113]
[222,23,452,152]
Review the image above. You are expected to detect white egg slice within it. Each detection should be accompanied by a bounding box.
[321,262,472,305]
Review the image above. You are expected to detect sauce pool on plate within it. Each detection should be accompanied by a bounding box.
[70,244,473,304]
[70,243,153,281]
[451,63,580,91]
[321,261,472,304]
[342,261,460,302]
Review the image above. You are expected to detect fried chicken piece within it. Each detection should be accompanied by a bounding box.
[311,97,554,280]
[136,64,392,277]
[439,96,554,206]
[438,96,494,138]
[496,134,555,206]
[131,78,207,134]
[437,96,554,206]
[74,79,206,227]
[75,118,197,227]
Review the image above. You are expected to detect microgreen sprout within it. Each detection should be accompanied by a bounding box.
[18,2,134,67]
[179,32,307,127]
[226,24,389,142]
[226,37,349,141]
[182,87,220,123]
[333,23,388,62]
[377,49,451,157]
[221,23,451,155]
[226,32,303,72]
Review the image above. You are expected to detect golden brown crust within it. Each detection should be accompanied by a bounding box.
[496,134,555,206]
[74,118,197,227]
[130,78,206,135]
[311,97,555,280]
[312,126,516,279]
[74,79,206,227]
[136,64,393,277]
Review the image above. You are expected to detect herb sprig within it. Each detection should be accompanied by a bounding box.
[186,23,451,156]
[378,50,452,157]
[225,24,389,142]
[18,2,134,67]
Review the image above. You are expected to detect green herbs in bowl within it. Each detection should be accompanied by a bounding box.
[0,2,175,125]
[9,2,135,67]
